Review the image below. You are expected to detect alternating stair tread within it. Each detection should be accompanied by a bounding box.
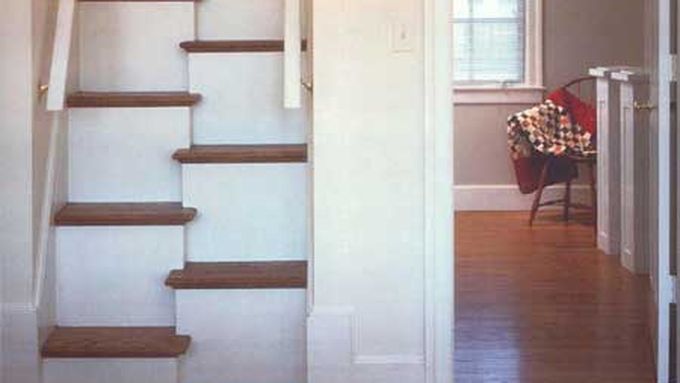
[67,92,201,108]
[173,144,308,164]
[80,0,200,2]
[42,327,190,358]
[180,40,308,53]
[55,203,197,226]
[166,261,308,289]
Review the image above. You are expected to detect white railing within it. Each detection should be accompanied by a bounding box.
[47,0,76,111]
[284,0,302,109]
[35,0,76,308]
[33,116,64,308]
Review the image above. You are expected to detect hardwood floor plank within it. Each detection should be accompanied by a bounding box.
[455,211,655,383]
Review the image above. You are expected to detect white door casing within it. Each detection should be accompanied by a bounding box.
[643,0,674,381]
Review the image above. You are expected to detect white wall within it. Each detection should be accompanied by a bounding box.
[309,0,453,382]
[1,0,34,310]
[1,0,67,381]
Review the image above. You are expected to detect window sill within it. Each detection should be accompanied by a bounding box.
[453,86,545,106]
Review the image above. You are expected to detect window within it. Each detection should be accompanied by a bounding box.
[453,0,543,104]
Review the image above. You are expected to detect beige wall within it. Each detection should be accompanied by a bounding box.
[454,0,646,186]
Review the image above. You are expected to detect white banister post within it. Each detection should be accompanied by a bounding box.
[611,68,649,274]
[284,0,302,109]
[47,0,76,111]
[589,67,619,256]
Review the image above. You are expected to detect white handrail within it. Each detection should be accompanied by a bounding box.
[284,0,302,109]
[47,0,76,111]
[35,0,75,307]
[33,116,63,308]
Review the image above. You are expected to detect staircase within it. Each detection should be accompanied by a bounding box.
[42,1,309,382]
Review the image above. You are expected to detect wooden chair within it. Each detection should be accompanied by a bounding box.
[529,153,597,232]
[528,77,597,231]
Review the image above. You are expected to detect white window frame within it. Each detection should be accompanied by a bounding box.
[453,0,543,105]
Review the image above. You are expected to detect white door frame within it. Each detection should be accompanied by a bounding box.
[649,0,673,381]
[424,0,454,381]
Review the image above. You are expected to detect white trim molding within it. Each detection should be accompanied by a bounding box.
[452,0,543,105]
[453,86,544,105]
[0,303,40,383]
[307,306,427,383]
[455,184,591,211]
[426,0,454,383]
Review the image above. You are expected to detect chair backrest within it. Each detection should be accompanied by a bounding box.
[546,76,597,138]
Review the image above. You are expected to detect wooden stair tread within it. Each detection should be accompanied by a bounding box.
[173,144,308,164]
[67,92,201,108]
[78,0,201,3]
[166,261,308,289]
[180,40,308,53]
[80,0,200,2]
[42,327,190,358]
[55,202,197,226]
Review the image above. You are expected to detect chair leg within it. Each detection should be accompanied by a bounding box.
[563,179,572,222]
[529,160,551,226]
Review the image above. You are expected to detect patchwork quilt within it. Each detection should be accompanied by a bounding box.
[507,100,594,160]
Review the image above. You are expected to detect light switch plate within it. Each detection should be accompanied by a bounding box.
[390,20,413,53]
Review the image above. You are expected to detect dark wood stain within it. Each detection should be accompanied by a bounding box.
[173,144,308,164]
[180,40,308,53]
[67,92,201,108]
[54,202,197,226]
[455,211,655,382]
[41,327,190,358]
[166,261,308,289]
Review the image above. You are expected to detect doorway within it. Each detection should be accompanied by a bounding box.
[451,0,675,381]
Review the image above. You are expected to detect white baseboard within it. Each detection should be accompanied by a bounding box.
[307,306,426,383]
[454,184,591,211]
[1,303,40,383]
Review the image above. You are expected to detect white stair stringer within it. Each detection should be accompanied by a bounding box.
[43,359,180,383]
[176,290,307,383]
[78,1,195,92]
[189,53,309,145]
[182,164,308,262]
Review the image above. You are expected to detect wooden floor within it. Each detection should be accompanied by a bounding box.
[455,211,655,383]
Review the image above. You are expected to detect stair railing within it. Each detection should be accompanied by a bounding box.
[35,0,76,309]
[284,0,302,109]
[47,0,76,111]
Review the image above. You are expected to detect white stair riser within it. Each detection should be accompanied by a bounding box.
[189,54,309,144]
[176,290,306,383]
[197,0,295,40]
[43,359,178,383]
[79,2,194,91]
[183,164,308,262]
[68,108,189,202]
[56,227,184,326]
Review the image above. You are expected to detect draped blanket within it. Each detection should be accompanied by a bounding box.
[507,100,594,160]
[507,99,595,194]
